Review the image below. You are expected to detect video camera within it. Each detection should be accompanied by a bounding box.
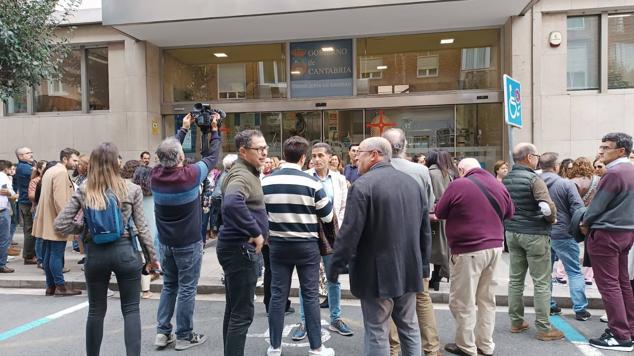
[191,103,226,131]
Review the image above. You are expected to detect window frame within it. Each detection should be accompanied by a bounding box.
[4,45,110,115]
[566,15,601,91]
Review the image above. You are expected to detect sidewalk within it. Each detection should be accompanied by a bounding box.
[1,232,604,309]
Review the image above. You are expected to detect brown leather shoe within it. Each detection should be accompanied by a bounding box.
[24,257,37,265]
[0,266,15,273]
[536,328,564,341]
[511,321,529,333]
[54,285,82,296]
[45,286,56,296]
[7,246,20,256]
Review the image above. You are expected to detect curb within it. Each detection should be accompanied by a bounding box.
[0,279,604,309]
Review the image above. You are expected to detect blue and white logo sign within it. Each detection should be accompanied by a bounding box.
[290,39,353,98]
[503,74,522,128]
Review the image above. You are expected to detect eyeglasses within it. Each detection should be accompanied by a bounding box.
[245,146,269,154]
[358,149,384,156]
[599,145,620,152]
[530,153,541,159]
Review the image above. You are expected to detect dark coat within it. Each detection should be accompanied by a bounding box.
[328,161,431,299]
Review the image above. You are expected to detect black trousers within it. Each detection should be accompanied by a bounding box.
[217,243,258,356]
[84,238,143,356]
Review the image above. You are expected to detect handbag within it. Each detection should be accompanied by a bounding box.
[318,213,339,256]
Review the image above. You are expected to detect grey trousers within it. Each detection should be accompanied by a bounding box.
[360,292,421,356]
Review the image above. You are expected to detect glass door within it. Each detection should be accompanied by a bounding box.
[281,111,323,145]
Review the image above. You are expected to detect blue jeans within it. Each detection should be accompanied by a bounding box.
[200,211,210,241]
[35,238,43,264]
[299,254,341,323]
[0,209,11,268]
[42,240,67,287]
[269,241,322,350]
[217,243,258,356]
[156,240,203,340]
[550,238,588,312]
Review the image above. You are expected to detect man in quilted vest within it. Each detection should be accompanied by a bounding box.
[503,143,562,341]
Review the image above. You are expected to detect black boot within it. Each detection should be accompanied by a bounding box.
[429,269,440,291]
[320,298,329,309]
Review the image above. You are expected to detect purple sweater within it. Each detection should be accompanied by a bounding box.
[435,168,514,254]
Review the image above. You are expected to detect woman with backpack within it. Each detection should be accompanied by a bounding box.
[54,142,159,356]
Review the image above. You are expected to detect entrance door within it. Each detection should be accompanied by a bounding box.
[281,111,323,145]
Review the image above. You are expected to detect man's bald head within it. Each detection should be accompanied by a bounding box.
[458,158,481,177]
[513,142,539,169]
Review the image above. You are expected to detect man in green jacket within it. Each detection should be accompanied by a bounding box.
[503,143,562,341]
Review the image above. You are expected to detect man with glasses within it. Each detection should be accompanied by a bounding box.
[582,133,634,352]
[502,143,562,341]
[329,137,431,356]
[217,129,268,356]
[13,147,36,265]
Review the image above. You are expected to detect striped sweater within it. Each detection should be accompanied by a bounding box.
[262,163,333,242]
[151,130,220,247]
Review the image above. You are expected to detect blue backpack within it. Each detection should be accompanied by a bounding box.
[84,191,125,244]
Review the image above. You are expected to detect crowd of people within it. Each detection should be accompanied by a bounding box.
[1,116,633,356]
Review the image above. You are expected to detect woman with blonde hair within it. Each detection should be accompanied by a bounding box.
[568,156,601,287]
[55,142,159,356]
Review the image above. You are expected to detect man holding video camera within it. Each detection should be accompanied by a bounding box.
[152,109,221,351]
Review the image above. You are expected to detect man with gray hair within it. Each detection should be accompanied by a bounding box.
[539,152,590,322]
[152,112,221,350]
[328,137,431,356]
[435,158,514,356]
[382,128,439,356]
[502,143,562,341]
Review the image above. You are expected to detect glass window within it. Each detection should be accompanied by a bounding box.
[461,47,491,70]
[86,48,109,110]
[35,49,82,112]
[6,89,27,114]
[455,103,503,170]
[218,112,283,157]
[281,111,322,146]
[163,44,287,102]
[365,107,455,155]
[324,110,367,165]
[417,55,439,78]
[608,14,634,89]
[357,29,500,95]
[218,63,246,99]
[567,16,600,90]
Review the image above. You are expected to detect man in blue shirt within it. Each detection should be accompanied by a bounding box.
[13,147,36,264]
[296,142,353,341]
[343,144,360,186]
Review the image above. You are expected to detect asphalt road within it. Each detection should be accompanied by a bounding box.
[0,288,611,356]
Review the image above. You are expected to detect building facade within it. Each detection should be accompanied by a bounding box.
[1,0,633,169]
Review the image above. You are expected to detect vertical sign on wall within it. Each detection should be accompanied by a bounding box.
[290,39,353,98]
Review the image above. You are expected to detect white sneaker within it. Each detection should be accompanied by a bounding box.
[154,333,176,348]
[267,346,282,356]
[600,314,608,323]
[308,346,335,356]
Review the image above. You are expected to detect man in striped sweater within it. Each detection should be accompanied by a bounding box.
[582,132,634,352]
[262,136,335,356]
[152,113,220,351]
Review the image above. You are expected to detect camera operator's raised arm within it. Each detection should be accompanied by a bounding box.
[176,113,193,144]
[200,114,221,171]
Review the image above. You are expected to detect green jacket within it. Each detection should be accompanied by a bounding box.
[503,164,554,235]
